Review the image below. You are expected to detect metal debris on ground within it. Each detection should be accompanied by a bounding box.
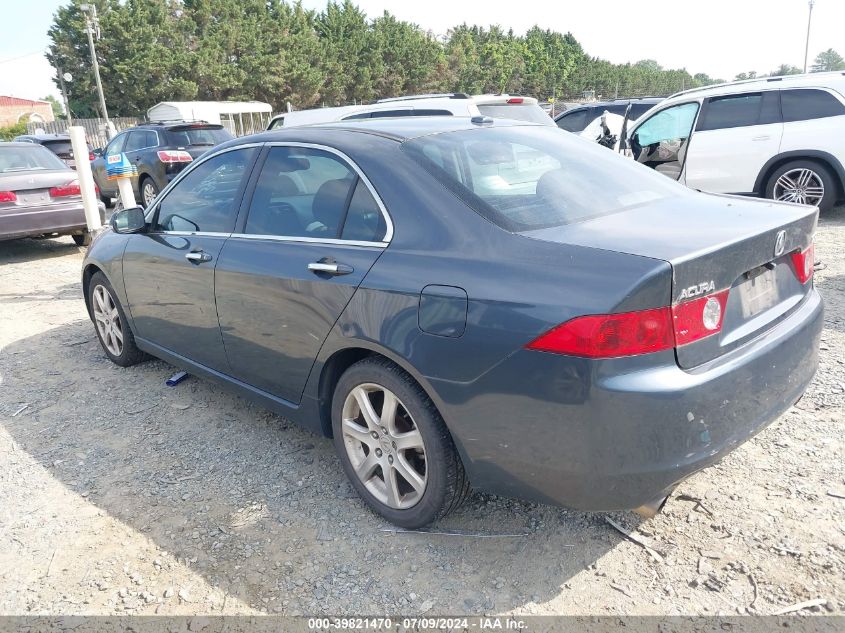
[166,371,190,387]
[605,517,664,563]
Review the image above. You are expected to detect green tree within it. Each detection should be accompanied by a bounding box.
[734,71,758,81]
[40,95,64,119]
[811,48,845,72]
[771,63,801,76]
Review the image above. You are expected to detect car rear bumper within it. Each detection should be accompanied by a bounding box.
[433,288,823,511]
[0,202,105,241]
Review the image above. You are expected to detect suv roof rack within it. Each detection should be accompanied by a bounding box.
[375,93,470,103]
[144,118,211,125]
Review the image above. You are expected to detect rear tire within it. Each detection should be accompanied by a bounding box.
[88,271,147,367]
[332,357,470,528]
[72,232,92,247]
[765,159,837,213]
[140,176,159,207]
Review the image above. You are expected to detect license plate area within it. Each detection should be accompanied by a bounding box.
[17,190,50,205]
[738,265,778,317]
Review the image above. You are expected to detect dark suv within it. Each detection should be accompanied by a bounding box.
[554,97,663,133]
[91,121,233,207]
[13,133,94,170]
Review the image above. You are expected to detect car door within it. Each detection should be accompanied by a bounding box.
[91,132,128,196]
[630,101,700,182]
[122,130,158,195]
[121,145,259,372]
[684,91,783,194]
[214,144,390,404]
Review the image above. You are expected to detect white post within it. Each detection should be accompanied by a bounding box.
[116,178,137,209]
[69,125,101,231]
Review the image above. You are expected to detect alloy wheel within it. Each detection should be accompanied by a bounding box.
[142,181,157,207]
[773,168,825,206]
[92,284,124,356]
[341,383,427,509]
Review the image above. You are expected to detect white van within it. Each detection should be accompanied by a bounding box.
[267,93,554,129]
[626,72,845,211]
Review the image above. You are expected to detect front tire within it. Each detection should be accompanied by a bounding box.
[88,271,146,367]
[332,358,470,528]
[72,232,92,247]
[766,160,837,213]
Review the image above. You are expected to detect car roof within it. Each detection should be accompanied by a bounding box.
[662,71,845,103]
[0,141,53,148]
[235,116,541,147]
[15,134,71,140]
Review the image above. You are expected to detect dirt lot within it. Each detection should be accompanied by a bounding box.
[1,207,843,618]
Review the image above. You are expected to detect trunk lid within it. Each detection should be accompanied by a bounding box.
[523,193,818,368]
[0,170,81,210]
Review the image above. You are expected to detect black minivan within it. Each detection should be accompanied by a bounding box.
[91,121,233,207]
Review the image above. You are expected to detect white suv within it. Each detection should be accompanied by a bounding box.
[267,94,554,129]
[626,72,845,211]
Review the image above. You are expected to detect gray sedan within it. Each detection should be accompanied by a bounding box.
[81,118,822,527]
[0,142,103,245]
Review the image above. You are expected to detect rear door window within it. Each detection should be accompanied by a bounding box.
[244,147,355,239]
[123,131,148,152]
[167,126,231,147]
[781,89,845,122]
[697,93,764,130]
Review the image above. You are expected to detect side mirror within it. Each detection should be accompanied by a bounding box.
[111,206,147,234]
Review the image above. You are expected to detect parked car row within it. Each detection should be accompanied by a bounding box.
[84,115,821,527]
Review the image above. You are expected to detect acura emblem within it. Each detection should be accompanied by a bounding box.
[774,230,786,257]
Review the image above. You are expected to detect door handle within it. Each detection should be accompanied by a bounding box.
[751,135,771,141]
[185,250,212,263]
[308,261,353,276]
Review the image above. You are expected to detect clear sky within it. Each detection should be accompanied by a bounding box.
[2,0,843,104]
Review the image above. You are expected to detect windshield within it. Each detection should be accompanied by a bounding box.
[0,145,68,173]
[166,126,232,147]
[402,125,687,231]
[477,104,554,126]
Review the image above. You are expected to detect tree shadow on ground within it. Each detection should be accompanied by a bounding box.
[0,320,635,615]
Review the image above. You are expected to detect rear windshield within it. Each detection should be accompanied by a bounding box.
[477,104,554,126]
[166,126,232,147]
[0,145,68,173]
[42,140,73,155]
[403,125,686,231]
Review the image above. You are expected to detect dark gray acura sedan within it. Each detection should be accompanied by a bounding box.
[82,117,822,527]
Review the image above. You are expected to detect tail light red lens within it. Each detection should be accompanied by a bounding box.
[506,97,524,104]
[88,152,95,161]
[49,181,82,197]
[790,243,814,284]
[526,307,675,358]
[527,289,731,358]
[157,150,193,163]
[671,289,729,346]
[0,191,17,203]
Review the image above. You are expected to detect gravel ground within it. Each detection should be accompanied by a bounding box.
[0,207,843,617]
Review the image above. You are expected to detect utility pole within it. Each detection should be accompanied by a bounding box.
[803,0,815,73]
[79,3,111,134]
[57,68,72,126]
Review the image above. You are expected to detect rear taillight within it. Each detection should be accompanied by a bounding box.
[49,181,81,198]
[0,191,17,203]
[526,307,675,358]
[671,289,729,346]
[507,97,524,104]
[790,243,814,284]
[157,150,192,163]
[88,152,95,161]
[526,289,730,358]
